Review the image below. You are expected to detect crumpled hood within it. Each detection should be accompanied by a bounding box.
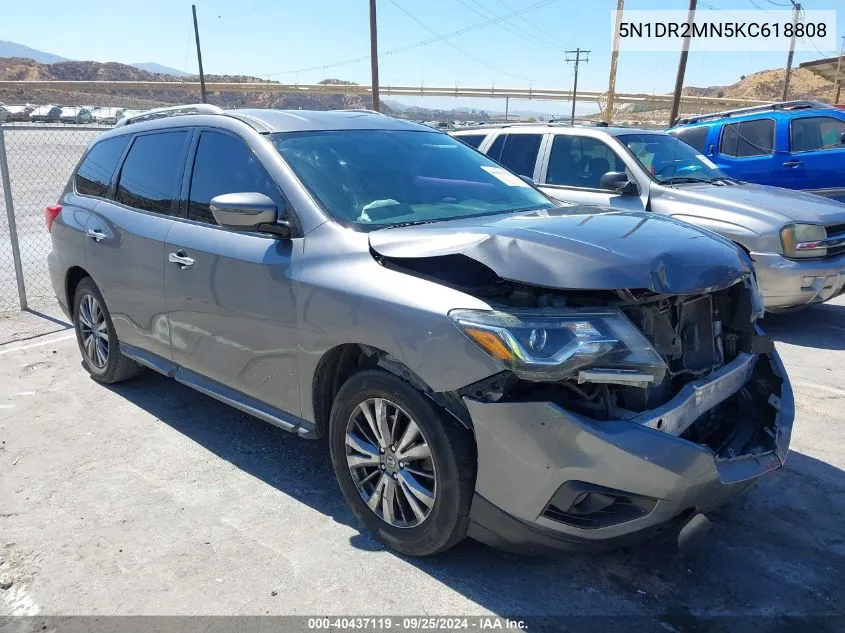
[658,181,845,226]
[369,207,753,294]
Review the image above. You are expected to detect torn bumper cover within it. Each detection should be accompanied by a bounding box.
[465,350,794,554]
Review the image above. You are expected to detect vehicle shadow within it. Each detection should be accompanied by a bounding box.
[106,372,845,626]
[762,302,845,350]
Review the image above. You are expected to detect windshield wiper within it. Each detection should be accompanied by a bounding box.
[661,176,712,185]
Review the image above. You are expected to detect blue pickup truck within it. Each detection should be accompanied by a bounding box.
[668,101,845,202]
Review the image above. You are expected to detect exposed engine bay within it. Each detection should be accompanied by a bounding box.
[379,252,784,460]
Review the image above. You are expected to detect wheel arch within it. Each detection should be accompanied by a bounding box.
[310,343,473,439]
[66,265,91,314]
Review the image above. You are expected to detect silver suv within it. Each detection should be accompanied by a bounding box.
[47,106,793,556]
[452,124,845,311]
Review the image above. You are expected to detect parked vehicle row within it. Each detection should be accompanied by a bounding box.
[0,103,140,125]
[47,105,792,557]
[452,119,845,312]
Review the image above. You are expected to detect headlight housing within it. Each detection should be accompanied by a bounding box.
[780,223,827,258]
[449,308,667,383]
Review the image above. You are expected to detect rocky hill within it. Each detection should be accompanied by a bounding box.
[0,57,489,121]
[683,67,835,102]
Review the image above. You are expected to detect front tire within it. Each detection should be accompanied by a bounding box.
[72,277,141,384]
[329,369,475,556]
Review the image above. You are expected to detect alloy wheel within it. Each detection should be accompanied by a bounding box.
[78,294,109,368]
[345,397,437,528]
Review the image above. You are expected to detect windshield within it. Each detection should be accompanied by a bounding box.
[270,130,555,229]
[618,133,728,184]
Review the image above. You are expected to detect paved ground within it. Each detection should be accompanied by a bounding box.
[0,297,843,630]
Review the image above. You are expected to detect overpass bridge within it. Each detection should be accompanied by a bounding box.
[0,80,773,114]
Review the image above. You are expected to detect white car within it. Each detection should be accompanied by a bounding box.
[91,107,126,125]
[59,107,94,124]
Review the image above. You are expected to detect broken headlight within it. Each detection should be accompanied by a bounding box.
[449,308,667,383]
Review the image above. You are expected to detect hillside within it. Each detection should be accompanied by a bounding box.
[0,41,69,65]
[683,67,835,102]
[0,57,489,121]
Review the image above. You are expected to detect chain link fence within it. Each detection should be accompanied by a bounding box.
[0,123,107,341]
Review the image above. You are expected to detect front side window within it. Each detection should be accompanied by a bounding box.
[75,135,131,198]
[271,130,554,229]
[115,131,189,215]
[619,133,728,184]
[720,119,775,157]
[493,134,543,177]
[188,131,283,224]
[790,116,845,153]
[545,135,626,189]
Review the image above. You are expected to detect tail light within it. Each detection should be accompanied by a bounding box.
[44,205,62,232]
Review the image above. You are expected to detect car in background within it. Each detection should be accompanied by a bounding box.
[30,105,63,122]
[46,105,791,556]
[667,101,845,202]
[452,123,845,312]
[0,106,8,123]
[92,107,126,125]
[3,105,35,121]
[115,109,143,124]
[59,107,94,124]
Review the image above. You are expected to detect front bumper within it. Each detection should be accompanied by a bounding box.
[465,351,793,554]
[751,250,845,311]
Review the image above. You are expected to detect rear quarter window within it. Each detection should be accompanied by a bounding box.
[671,126,709,153]
[75,135,131,198]
[454,134,487,149]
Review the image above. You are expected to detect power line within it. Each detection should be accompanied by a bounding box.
[388,0,544,83]
[494,0,570,49]
[457,0,568,52]
[257,0,562,78]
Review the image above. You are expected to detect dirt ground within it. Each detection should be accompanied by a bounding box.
[0,297,844,630]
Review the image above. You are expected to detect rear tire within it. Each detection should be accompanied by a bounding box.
[329,369,475,556]
[72,277,141,384]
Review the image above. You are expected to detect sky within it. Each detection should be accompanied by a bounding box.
[3,0,844,115]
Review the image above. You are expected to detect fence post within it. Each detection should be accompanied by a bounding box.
[0,127,28,311]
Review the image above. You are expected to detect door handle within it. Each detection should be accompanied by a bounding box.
[783,160,803,168]
[168,251,195,269]
[86,228,105,242]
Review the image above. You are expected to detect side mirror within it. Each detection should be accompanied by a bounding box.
[210,192,289,236]
[840,132,845,145]
[599,171,639,195]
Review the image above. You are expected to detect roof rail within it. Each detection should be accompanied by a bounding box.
[331,108,386,116]
[116,103,224,127]
[675,100,833,125]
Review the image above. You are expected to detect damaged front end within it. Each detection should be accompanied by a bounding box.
[370,210,793,550]
[451,278,788,467]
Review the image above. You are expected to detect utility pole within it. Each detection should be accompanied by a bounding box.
[369,0,381,112]
[192,4,207,103]
[565,48,590,125]
[833,36,845,104]
[781,1,801,102]
[668,0,697,126]
[605,0,625,123]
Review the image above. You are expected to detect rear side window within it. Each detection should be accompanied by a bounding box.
[485,134,542,177]
[188,131,283,225]
[115,131,189,215]
[454,134,486,149]
[790,116,845,152]
[720,119,775,157]
[75,136,131,198]
[672,126,709,153]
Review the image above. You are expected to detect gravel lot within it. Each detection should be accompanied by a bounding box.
[0,295,843,630]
